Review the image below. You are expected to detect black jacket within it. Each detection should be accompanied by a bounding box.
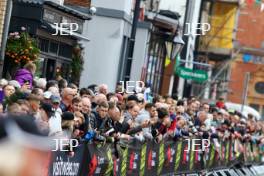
[90,111,113,132]
[110,119,142,135]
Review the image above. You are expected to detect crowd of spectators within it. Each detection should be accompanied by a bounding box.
[1,62,264,157]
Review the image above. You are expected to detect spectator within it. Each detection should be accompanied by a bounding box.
[14,62,36,90]
[35,78,47,90]
[99,84,108,95]
[90,101,110,130]
[7,103,22,114]
[80,88,91,98]
[8,80,21,90]
[61,111,75,138]
[124,103,140,123]
[43,91,52,104]
[3,84,15,100]
[136,103,156,125]
[26,94,41,117]
[50,95,62,114]
[202,103,210,113]
[17,99,30,114]
[46,80,58,90]
[127,94,139,105]
[73,112,86,139]
[72,97,83,112]
[87,84,98,94]
[92,93,107,110]
[194,111,207,128]
[31,88,44,98]
[0,79,8,103]
[68,83,78,95]
[48,86,60,97]
[151,108,171,142]
[164,95,174,105]
[107,92,118,103]
[58,79,68,92]
[81,97,92,132]
[216,97,225,109]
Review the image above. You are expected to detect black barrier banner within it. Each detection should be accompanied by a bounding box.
[49,144,86,176]
[160,141,177,175]
[48,138,264,176]
[144,140,160,175]
[84,143,113,176]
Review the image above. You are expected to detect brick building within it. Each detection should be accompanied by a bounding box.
[227,3,264,119]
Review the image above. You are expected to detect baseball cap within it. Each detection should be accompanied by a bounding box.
[43,91,52,99]
[50,95,61,104]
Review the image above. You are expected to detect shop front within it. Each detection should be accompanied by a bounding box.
[5,0,90,82]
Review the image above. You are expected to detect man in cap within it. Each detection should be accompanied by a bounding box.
[43,91,52,104]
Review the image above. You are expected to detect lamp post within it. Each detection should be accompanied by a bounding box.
[168,34,185,96]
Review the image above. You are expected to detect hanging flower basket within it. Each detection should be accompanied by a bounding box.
[5,27,40,68]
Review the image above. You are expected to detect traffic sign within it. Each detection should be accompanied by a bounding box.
[176,67,208,82]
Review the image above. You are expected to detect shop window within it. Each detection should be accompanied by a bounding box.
[49,41,59,54]
[37,58,45,77]
[59,44,72,58]
[61,62,71,81]
[39,38,49,52]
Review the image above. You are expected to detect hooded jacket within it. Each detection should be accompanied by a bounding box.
[14,69,33,89]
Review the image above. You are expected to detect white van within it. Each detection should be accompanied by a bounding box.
[225,102,261,120]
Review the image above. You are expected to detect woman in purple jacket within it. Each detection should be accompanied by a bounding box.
[14,62,36,90]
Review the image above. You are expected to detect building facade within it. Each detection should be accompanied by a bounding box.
[194,0,240,100]
[227,2,264,119]
[4,0,90,83]
[68,0,151,91]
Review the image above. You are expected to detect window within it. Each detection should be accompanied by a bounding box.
[39,38,49,52]
[49,41,59,54]
[59,44,73,58]
[255,82,264,94]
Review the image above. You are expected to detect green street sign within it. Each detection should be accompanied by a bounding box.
[175,66,208,82]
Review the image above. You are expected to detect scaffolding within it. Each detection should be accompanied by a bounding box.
[192,0,240,99]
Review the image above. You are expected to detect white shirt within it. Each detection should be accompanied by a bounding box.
[48,109,62,136]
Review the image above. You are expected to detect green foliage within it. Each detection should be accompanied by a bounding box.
[5,27,40,67]
[71,44,84,85]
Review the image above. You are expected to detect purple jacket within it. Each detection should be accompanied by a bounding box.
[14,68,33,89]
